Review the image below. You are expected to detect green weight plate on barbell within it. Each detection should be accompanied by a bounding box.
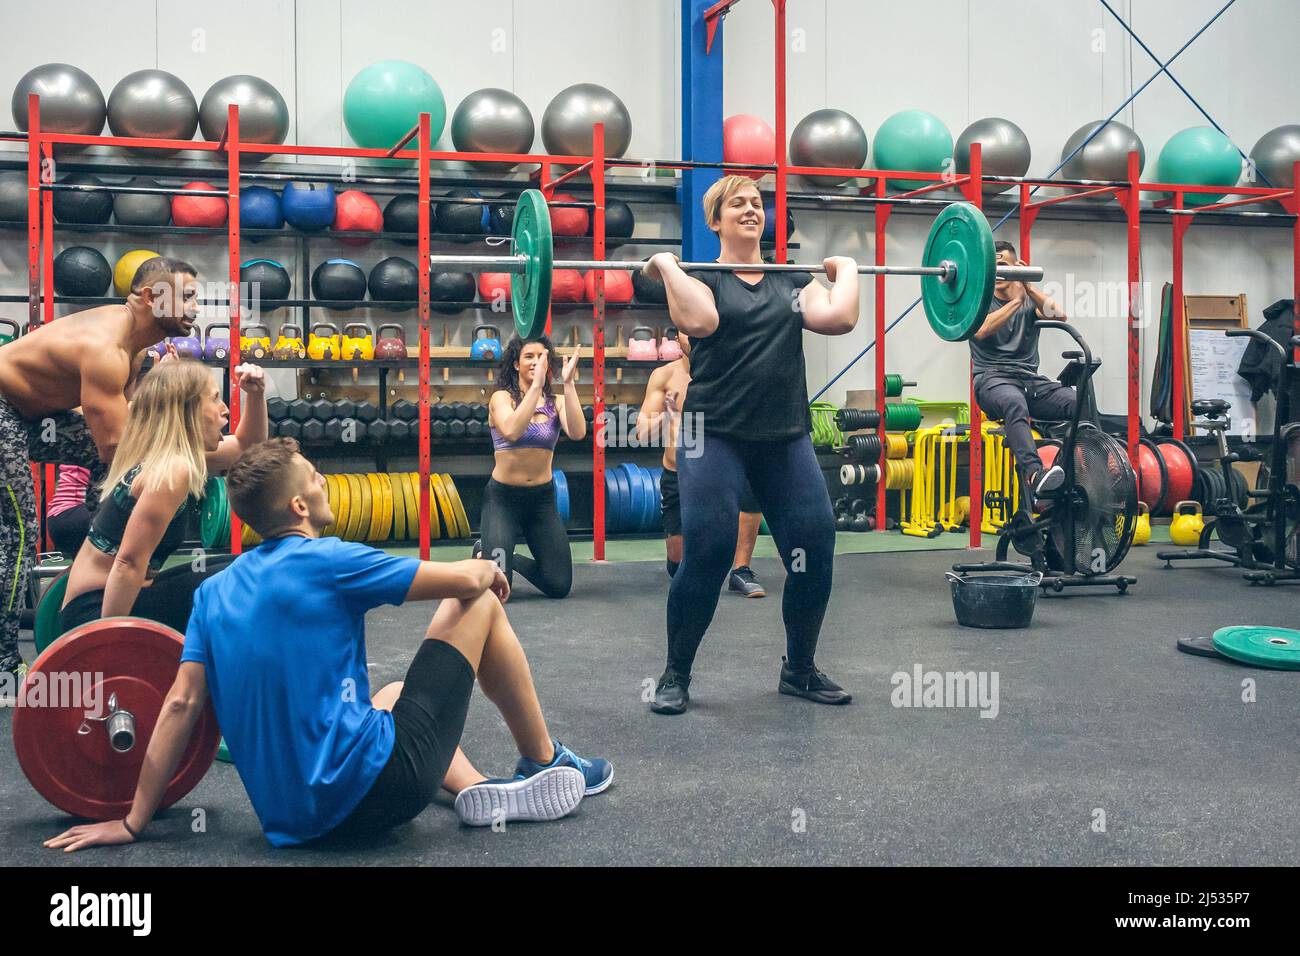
[921,203,996,343]
[33,569,71,654]
[1211,625,1300,670]
[511,189,553,339]
[200,476,226,550]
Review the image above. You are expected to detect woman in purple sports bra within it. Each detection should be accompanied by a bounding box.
[480,335,585,597]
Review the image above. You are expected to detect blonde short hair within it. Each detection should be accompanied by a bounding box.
[701,175,762,231]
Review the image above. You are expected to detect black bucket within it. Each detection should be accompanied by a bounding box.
[945,571,1043,629]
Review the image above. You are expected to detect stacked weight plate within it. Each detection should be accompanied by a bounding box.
[604,463,663,534]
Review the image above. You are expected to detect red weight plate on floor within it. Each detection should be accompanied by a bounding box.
[13,617,220,820]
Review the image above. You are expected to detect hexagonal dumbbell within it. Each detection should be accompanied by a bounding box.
[277,419,303,439]
[367,419,391,441]
[267,397,288,421]
[354,400,379,424]
[448,419,467,439]
[431,420,449,440]
[325,418,367,443]
[333,398,357,420]
[301,419,326,441]
[287,399,314,422]
[466,419,485,439]
[470,403,488,422]
[390,399,418,422]
[387,419,411,440]
[310,398,334,422]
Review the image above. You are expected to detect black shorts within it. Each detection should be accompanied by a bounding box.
[661,468,759,537]
[324,640,475,840]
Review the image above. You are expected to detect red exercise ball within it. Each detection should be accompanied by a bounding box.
[550,269,584,302]
[724,114,776,180]
[478,273,511,304]
[172,181,227,227]
[549,192,589,236]
[332,189,383,245]
[584,269,634,304]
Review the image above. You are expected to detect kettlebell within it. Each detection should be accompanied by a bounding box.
[171,331,203,359]
[1169,500,1205,546]
[203,323,231,361]
[342,322,375,362]
[1133,502,1151,546]
[470,325,502,362]
[273,323,306,360]
[954,495,971,527]
[658,327,683,361]
[627,326,658,362]
[307,323,341,361]
[834,495,852,531]
[0,318,19,347]
[850,499,871,532]
[240,324,271,361]
[375,323,407,360]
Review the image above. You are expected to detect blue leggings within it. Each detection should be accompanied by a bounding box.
[667,432,835,675]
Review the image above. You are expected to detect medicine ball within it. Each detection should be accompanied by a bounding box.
[113,249,161,297]
[53,246,111,296]
[172,181,227,227]
[368,257,418,307]
[549,192,589,236]
[0,171,27,222]
[332,189,383,244]
[430,271,476,313]
[240,258,291,306]
[311,259,367,302]
[478,273,511,304]
[631,258,667,304]
[762,198,795,242]
[584,269,633,304]
[488,200,514,234]
[435,188,489,240]
[589,198,635,242]
[241,185,284,235]
[112,177,171,226]
[281,182,336,231]
[383,194,426,244]
[551,269,584,302]
[52,174,113,224]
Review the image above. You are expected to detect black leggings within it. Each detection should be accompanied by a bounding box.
[58,552,237,636]
[668,432,835,675]
[46,505,91,557]
[479,478,572,599]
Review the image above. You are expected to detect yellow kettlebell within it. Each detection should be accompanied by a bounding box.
[1169,500,1204,546]
[342,322,375,362]
[1133,502,1151,545]
[954,495,971,526]
[307,322,341,361]
[272,323,306,360]
[239,323,271,361]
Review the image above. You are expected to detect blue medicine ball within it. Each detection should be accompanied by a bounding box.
[281,181,336,231]
[241,186,283,235]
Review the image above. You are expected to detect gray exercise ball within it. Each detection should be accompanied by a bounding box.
[541,83,632,158]
[1249,124,1300,189]
[107,69,198,151]
[1060,119,1145,182]
[11,62,106,135]
[451,88,535,170]
[199,75,289,164]
[954,117,1031,193]
[789,109,868,188]
[0,172,27,221]
[112,177,171,226]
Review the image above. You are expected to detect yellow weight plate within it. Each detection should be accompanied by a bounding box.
[354,474,373,542]
[343,474,364,541]
[388,473,407,542]
[361,474,377,541]
[367,474,388,542]
[442,473,470,540]
[400,472,416,540]
[241,522,262,547]
[373,474,391,542]
[330,474,350,539]
[430,473,457,538]
[322,474,337,537]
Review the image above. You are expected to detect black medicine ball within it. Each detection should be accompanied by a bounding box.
[368,257,418,308]
[383,194,431,245]
[53,174,113,224]
[311,259,367,301]
[430,271,476,313]
[589,198,635,243]
[240,259,292,307]
[113,177,171,226]
[488,201,514,234]
[435,188,489,241]
[53,246,112,296]
[631,258,667,305]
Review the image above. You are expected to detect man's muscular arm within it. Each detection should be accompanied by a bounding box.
[78,350,133,463]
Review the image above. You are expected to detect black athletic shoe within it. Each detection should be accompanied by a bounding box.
[472,538,483,560]
[779,658,852,705]
[728,566,766,598]
[1030,464,1066,499]
[0,656,27,703]
[650,669,691,715]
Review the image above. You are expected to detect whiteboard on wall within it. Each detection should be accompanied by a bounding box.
[1188,330,1255,438]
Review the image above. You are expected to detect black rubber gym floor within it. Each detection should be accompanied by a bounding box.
[3,543,1299,867]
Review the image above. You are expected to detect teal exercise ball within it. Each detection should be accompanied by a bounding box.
[343,61,446,151]
[1156,127,1241,207]
[873,110,953,191]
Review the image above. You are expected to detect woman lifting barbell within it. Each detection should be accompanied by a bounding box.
[56,357,269,636]
[641,175,859,715]
[476,335,585,598]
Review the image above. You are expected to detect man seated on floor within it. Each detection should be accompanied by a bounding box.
[970,241,1074,501]
[46,438,612,852]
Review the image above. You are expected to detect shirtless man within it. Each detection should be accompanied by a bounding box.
[0,255,200,681]
[637,337,766,596]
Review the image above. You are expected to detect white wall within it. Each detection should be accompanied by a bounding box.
[1,0,1295,422]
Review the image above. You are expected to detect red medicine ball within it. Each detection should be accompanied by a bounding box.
[332,190,383,245]
[584,269,634,304]
[172,182,228,227]
[550,269,584,302]
[478,272,512,304]
[548,193,589,236]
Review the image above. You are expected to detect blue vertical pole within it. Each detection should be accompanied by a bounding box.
[681,0,723,262]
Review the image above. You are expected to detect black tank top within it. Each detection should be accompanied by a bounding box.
[86,464,199,570]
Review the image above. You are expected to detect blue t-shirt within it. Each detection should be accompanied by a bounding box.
[181,535,420,847]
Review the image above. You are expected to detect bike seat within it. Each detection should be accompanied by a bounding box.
[1191,399,1230,418]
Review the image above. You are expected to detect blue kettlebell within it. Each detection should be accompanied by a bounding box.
[470,324,501,362]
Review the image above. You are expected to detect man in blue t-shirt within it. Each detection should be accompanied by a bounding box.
[46,438,613,852]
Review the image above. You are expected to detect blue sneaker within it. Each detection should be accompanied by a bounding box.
[454,766,585,827]
[515,739,613,795]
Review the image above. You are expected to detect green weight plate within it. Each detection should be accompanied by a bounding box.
[511,189,553,339]
[1211,625,1300,670]
[200,476,226,549]
[33,569,71,654]
[921,203,996,343]
[217,738,233,763]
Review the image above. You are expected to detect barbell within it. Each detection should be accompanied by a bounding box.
[430,189,1044,343]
